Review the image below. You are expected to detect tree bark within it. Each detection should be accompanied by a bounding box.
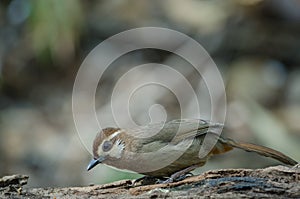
[1,165,299,198]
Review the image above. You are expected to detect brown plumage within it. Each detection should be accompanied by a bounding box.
[87,119,298,179]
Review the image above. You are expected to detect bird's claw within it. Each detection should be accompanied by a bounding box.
[157,173,193,184]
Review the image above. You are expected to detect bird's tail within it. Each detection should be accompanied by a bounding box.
[219,137,298,166]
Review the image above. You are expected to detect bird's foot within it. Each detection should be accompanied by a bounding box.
[132,176,159,186]
[158,172,194,184]
[159,165,198,184]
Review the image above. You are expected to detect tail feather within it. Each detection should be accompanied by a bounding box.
[219,137,298,166]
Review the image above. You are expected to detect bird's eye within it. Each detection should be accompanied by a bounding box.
[102,141,112,152]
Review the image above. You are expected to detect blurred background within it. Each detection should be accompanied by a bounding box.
[0,0,299,187]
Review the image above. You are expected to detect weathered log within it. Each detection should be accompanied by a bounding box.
[1,165,299,198]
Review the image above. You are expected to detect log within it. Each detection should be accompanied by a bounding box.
[1,165,299,198]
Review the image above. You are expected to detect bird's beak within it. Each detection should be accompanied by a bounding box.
[87,156,105,171]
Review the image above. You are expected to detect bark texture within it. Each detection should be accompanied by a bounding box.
[1,165,299,198]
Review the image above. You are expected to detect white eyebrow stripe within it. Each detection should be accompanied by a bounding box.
[107,130,121,140]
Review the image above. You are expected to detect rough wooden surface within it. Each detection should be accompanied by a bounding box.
[1,165,299,198]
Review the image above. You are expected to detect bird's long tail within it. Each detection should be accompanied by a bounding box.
[219,137,298,166]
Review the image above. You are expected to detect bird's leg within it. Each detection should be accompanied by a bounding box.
[161,165,198,184]
[133,176,160,186]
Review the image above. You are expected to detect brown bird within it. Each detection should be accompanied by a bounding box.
[87,119,297,183]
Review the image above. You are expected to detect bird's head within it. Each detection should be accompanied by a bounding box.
[87,128,125,171]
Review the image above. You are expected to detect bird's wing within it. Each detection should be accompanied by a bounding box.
[168,119,223,144]
[128,119,223,146]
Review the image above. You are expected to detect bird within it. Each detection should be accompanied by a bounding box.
[87,119,298,183]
